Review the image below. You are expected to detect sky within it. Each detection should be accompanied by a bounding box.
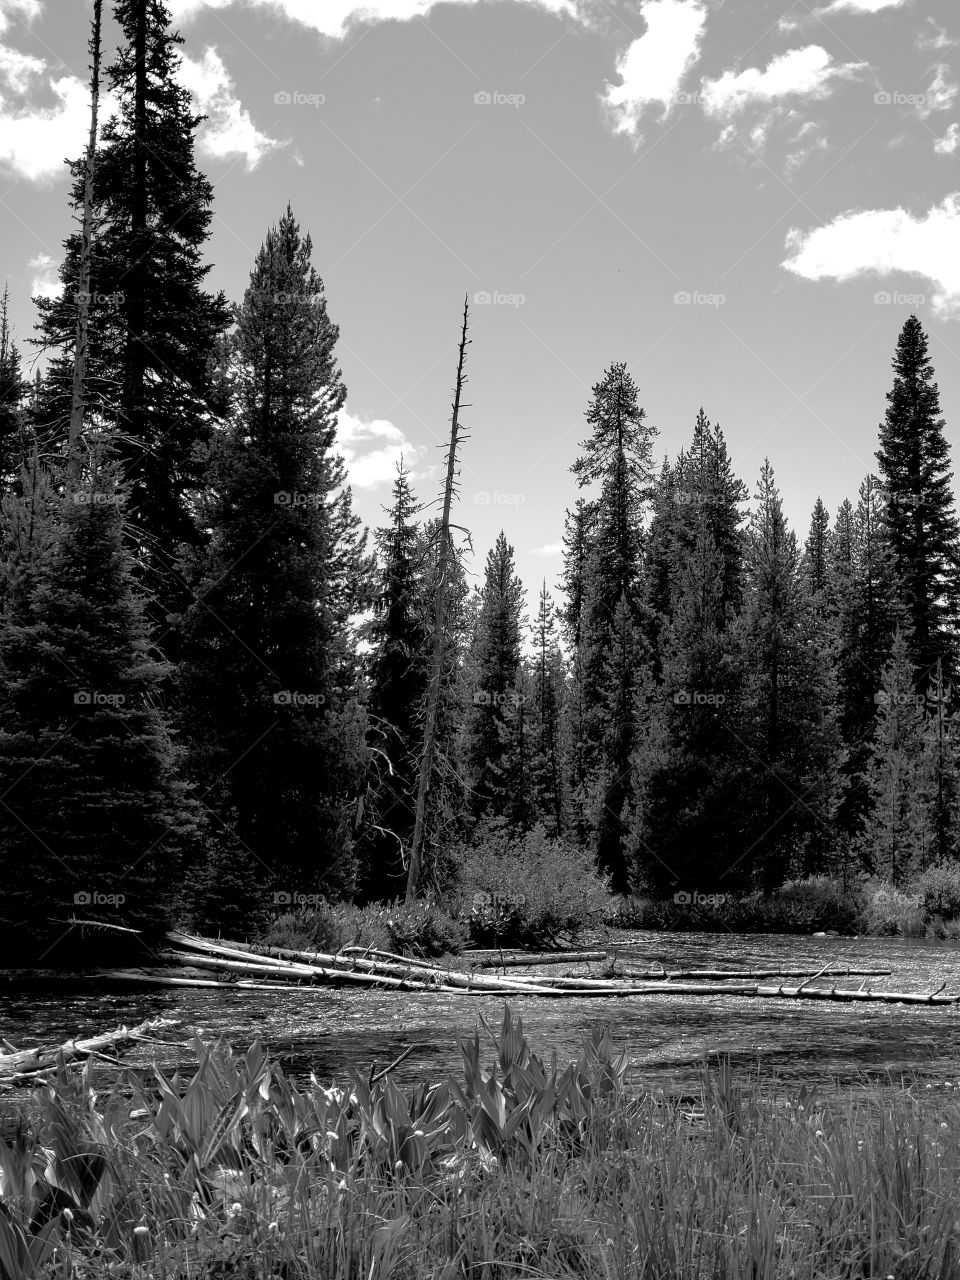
[0,0,957,610]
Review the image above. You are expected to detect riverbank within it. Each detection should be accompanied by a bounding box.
[615,868,960,938]
[1,1008,959,1279]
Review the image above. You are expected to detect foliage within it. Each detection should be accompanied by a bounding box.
[5,1016,960,1278]
[452,823,613,946]
[614,878,861,935]
[258,898,464,958]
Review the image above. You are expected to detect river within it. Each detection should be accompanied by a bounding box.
[3,930,960,1097]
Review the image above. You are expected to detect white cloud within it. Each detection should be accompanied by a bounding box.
[821,0,905,12]
[783,194,960,317]
[178,47,281,169]
[29,251,60,299]
[336,411,426,489]
[0,2,112,184]
[530,541,563,556]
[0,0,41,34]
[0,73,91,182]
[936,123,959,155]
[168,0,575,41]
[602,0,707,138]
[920,65,958,118]
[702,46,865,118]
[916,20,953,53]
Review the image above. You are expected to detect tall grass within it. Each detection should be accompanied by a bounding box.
[2,1011,960,1277]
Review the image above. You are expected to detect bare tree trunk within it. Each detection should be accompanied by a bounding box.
[68,0,103,483]
[405,297,470,904]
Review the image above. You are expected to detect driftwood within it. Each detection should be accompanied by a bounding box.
[612,966,894,981]
[163,936,957,1003]
[0,1016,181,1083]
[162,932,960,1005]
[466,951,609,968]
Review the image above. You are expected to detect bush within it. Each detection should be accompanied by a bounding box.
[260,900,392,954]
[855,878,925,937]
[258,898,465,958]
[611,877,860,935]
[383,899,467,957]
[452,823,613,947]
[914,862,960,921]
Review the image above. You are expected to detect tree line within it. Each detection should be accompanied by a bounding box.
[0,0,958,955]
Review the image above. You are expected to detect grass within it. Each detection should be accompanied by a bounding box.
[2,1010,960,1277]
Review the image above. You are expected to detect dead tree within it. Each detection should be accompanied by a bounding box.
[405,297,471,904]
[68,0,103,483]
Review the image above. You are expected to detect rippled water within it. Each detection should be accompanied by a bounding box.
[3,931,960,1096]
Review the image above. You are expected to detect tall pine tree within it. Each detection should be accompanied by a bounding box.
[177,207,370,916]
[876,315,960,684]
[34,0,230,617]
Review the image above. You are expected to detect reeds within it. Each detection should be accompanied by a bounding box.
[1,1009,959,1277]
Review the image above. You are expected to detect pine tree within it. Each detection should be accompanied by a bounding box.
[737,461,844,888]
[833,477,903,843]
[467,531,527,822]
[858,627,933,881]
[176,207,370,914]
[0,467,196,959]
[876,315,960,683]
[801,497,831,607]
[34,0,230,616]
[573,362,657,889]
[559,497,594,651]
[528,583,567,835]
[361,460,427,899]
[0,286,27,488]
[636,514,749,893]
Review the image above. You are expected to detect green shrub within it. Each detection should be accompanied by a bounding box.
[383,899,467,957]
[452,823,613,946]
[259,900,391,954]
[258,898,464,958]
[855,878,925,936]
[612,877,860,935]
[914,862,960,921]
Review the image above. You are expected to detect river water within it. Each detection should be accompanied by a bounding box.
[3,931,960,1097]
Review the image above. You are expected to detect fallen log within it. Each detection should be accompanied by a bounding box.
[611,967,894,981]
[164,933,960,1004]
[106,969,302,991]
[464,951,608,967]
[165,941,572,995]
[0,1016,181,1077]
